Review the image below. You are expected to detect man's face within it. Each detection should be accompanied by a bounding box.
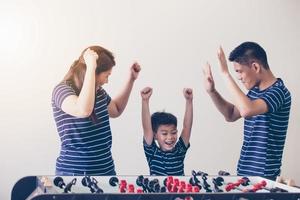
[233,62,258,90]
[155,124,178,151]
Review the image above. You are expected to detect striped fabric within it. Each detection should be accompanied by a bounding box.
[144,137,190,175]
[52,83,116,175]
[237,78,291,178]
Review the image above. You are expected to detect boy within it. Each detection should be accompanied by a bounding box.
[140,87,193,175]
[203,42,291,180]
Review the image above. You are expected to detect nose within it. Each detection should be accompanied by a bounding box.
[167,133,175,140]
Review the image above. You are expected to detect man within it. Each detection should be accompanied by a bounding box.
[203,42,291,180]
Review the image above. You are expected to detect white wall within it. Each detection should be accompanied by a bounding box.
[0,0,299,199]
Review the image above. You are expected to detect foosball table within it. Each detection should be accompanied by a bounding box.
[12,170,300,200]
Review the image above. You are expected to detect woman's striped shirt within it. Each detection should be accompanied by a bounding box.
[52,83,115,175]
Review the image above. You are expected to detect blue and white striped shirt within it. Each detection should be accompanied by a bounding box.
[144,137,190,175]
[52,83,116,175]
[237,78,291,178]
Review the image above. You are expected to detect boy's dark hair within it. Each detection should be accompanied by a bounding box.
[151,112,177,133]
[229,41,269,69]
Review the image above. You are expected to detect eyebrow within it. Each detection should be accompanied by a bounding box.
[160,130,168,133]
[160,129,177,132]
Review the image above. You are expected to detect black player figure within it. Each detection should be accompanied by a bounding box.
[82,176,103,193]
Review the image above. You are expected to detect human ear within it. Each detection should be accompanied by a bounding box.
[252,62,261,73]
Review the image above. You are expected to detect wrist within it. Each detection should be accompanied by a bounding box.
[222,72,231,79]
[142,99,150,103]
[86,66,96,73]
[208,89,217,96]
[128,74,136,83]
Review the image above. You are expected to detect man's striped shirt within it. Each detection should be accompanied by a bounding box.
[237,78,291,178]
[52,83,115,175]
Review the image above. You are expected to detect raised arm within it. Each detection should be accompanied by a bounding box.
[217,46,267,118]
[181,88,193,147]
[203,62,241,122]
[108,62,141,118]
[61,48,98,118]
[141,87,154,145]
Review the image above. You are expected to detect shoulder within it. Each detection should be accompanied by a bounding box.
[259,79,291,113]
[272,79,291,97]
[143,139,157,148]
[97,87,111,98]
[52,82,75,96]
[175,137,190,151]
[52,82,76,108]
[264,79,291,102]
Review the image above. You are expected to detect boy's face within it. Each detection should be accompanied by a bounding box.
[155,124,178,151]
[233,62,259,90]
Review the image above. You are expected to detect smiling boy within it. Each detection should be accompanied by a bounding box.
[140,87,193,175]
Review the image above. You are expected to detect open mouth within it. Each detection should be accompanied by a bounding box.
[165,141,175,147]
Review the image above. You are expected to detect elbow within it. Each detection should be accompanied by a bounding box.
[112,106,123,118]
[224,108,250,122]
[224,116,235,122]
[224,117,232,122]
[224,106,238,122]
[239,108,252,118]
[110,108,122,118]
[78,107,93,118]
[110,112,121,118]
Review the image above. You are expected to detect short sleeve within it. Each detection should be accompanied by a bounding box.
[260,87,285,113]
[143,139,157,162]
[175,137,190,154]
[52,83,76,109]
[106,93,111,106]
[98,88,111,106]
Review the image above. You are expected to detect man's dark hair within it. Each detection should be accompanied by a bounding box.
[151,112,177,133]
[229,41,269,69]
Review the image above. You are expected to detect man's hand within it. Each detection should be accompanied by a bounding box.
[218,46,230,75]
[203,62,215,94]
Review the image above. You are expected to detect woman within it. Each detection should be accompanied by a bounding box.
[52,46,141,175]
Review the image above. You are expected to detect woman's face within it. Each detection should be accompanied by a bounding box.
[96,68,112,86]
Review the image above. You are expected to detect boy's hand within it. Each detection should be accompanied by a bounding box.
[141,87,152,100]
[203,62,216,94]
[83,48,98,71]
[130,62,141,81]
[183,88,193,100]
[218,46,229,75]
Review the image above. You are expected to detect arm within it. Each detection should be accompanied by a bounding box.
[141,87,154,145]
[203,62,241,122]
[108,62,141,118]
[217,47,268,118]
[181,88,193,147]
[61,48,98,118]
